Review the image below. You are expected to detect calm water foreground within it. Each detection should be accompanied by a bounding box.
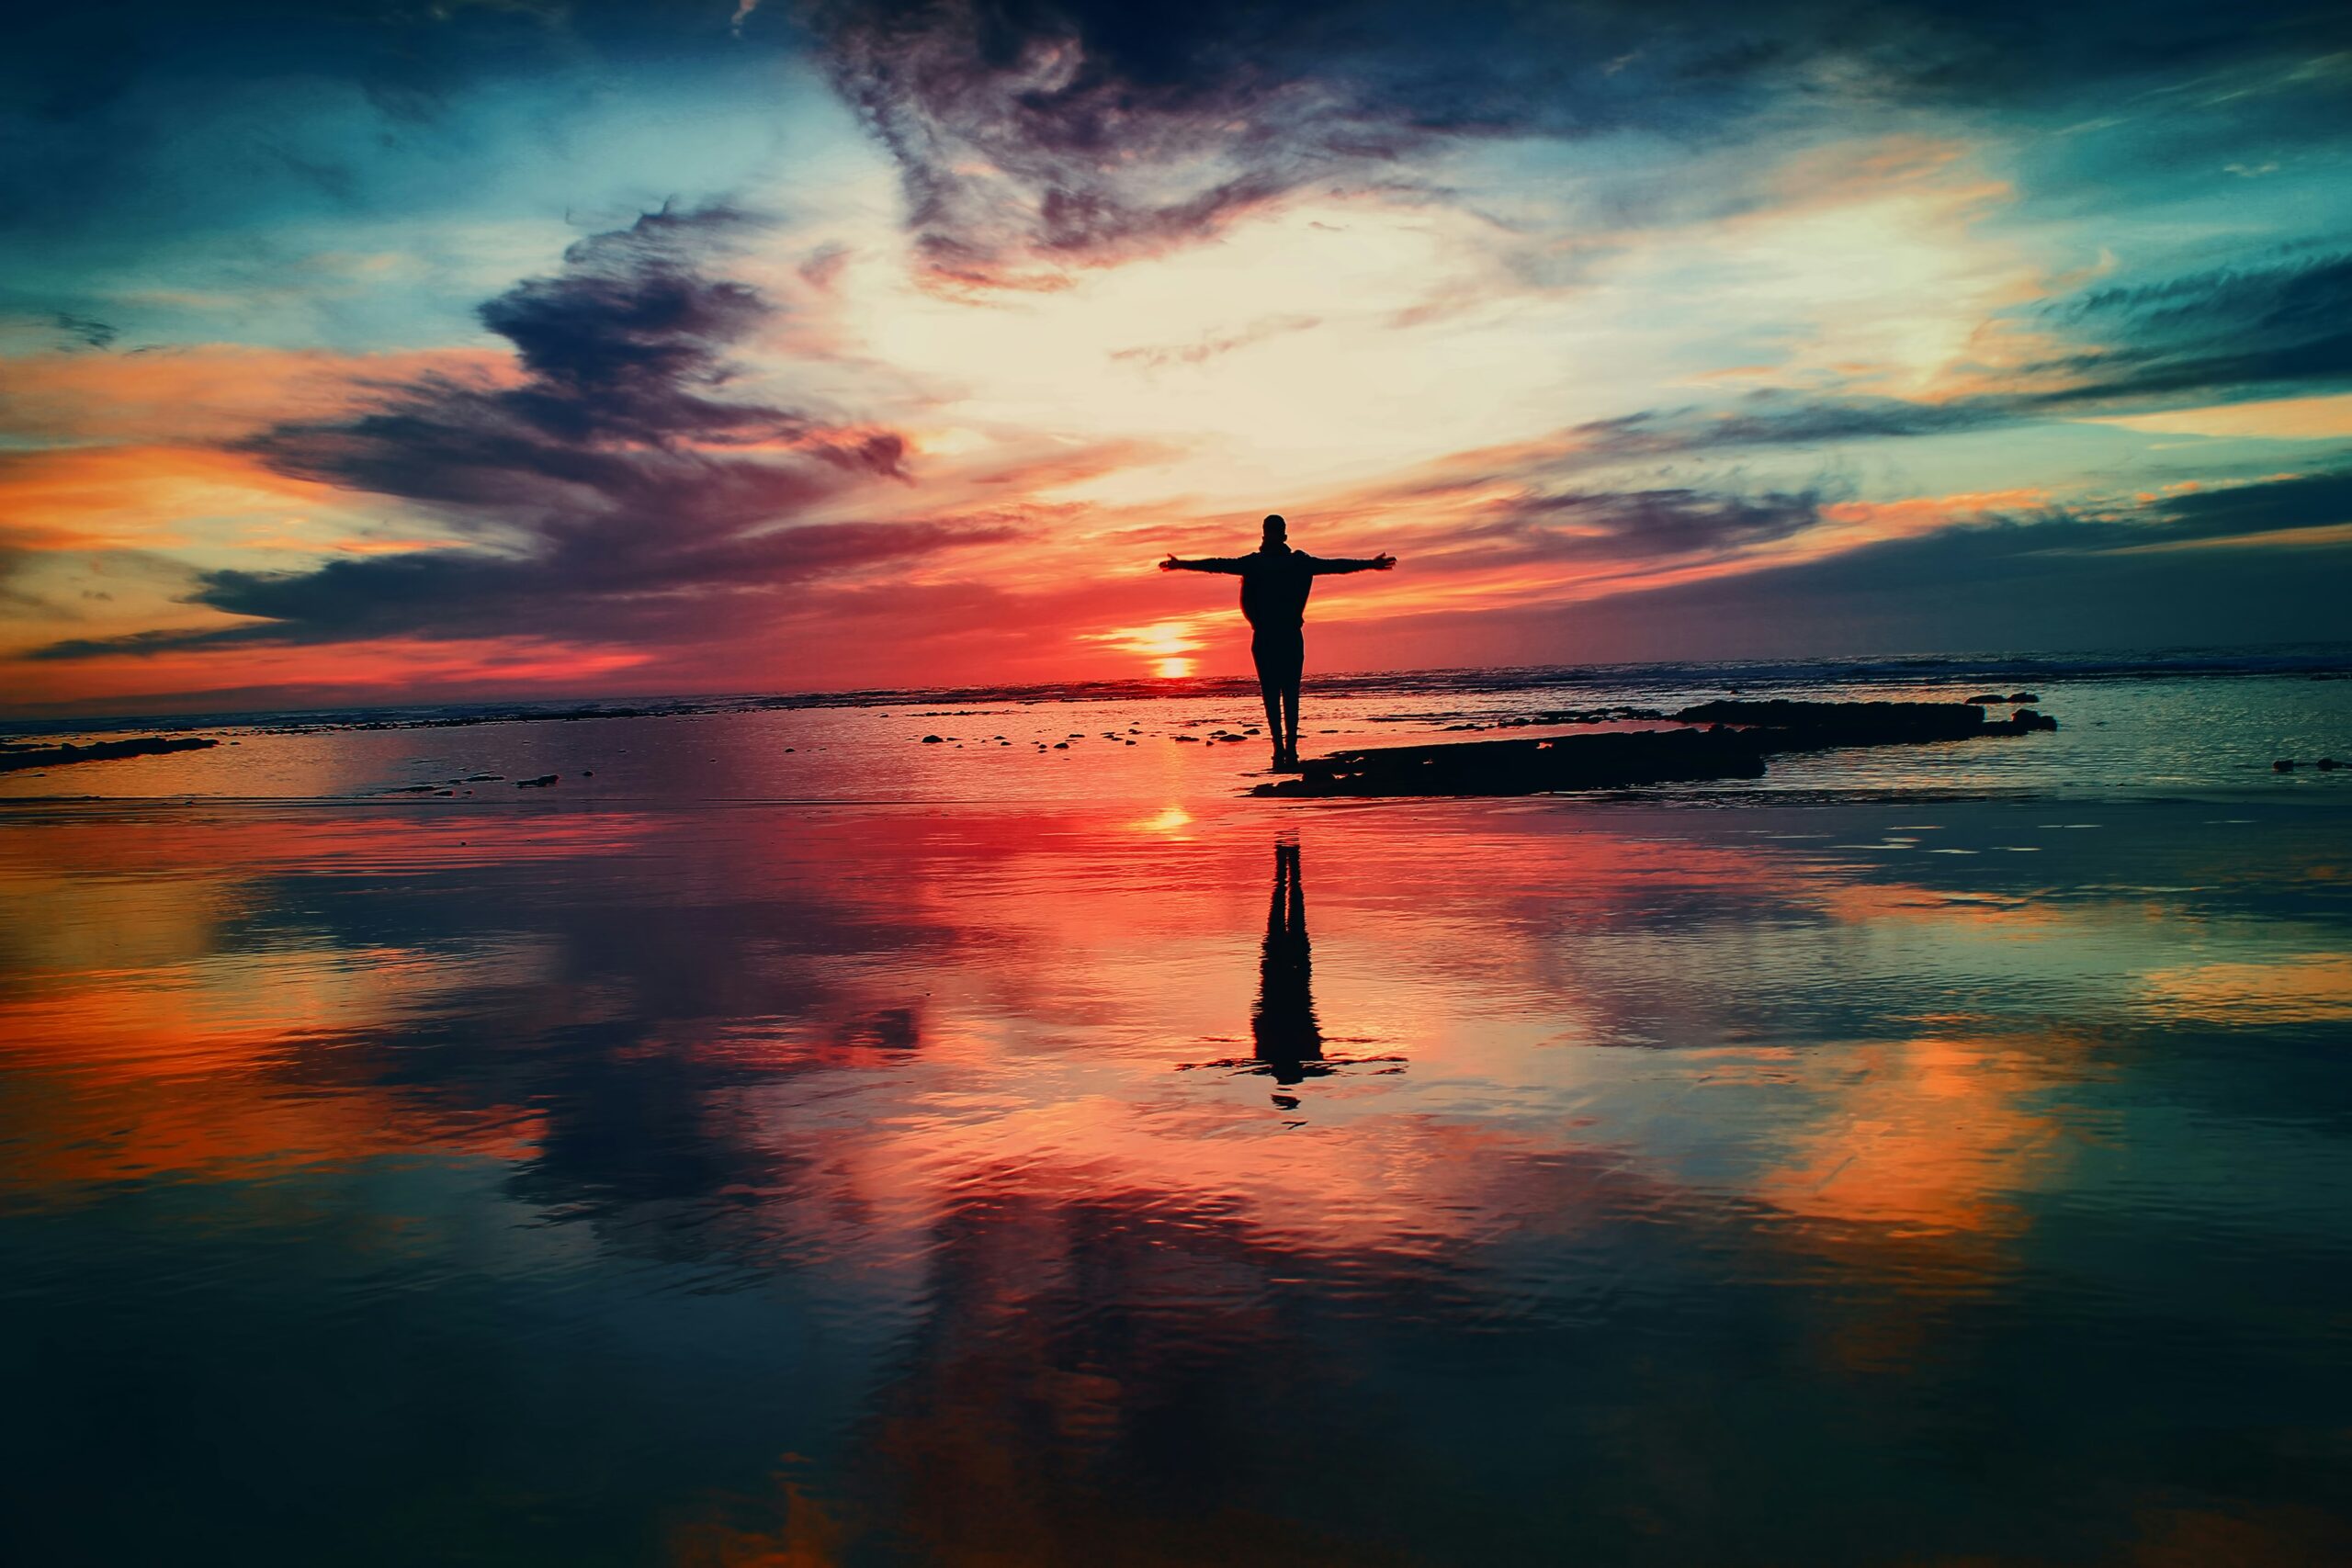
[5,676,2351,1565]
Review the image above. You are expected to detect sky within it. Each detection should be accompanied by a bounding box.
[3,0,2350,716]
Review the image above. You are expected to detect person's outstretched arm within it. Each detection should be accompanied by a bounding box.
[1160,555,1250,573]
[1306,552,1397,575]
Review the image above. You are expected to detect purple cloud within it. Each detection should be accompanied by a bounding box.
[34,207,1006,660]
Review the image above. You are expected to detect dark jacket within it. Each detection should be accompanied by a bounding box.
[1173,547,1386,630]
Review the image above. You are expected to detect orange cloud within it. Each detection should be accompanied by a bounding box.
[0,344,514,446]
[0,444,343,554]
[0,636,652,714]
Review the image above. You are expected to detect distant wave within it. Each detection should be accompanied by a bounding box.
[6,643,2347,741]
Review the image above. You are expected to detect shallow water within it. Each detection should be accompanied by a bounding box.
[6,666,2351,806]
[4,782,2349,1564]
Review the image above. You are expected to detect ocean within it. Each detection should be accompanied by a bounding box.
[6,646,2352,804]
[3,648,2349,1564]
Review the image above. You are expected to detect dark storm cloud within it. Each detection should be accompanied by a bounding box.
[804,0,1752,283]
[2020,250,2352,408]
[1566,397,2011,463]
[2148,468,2352,543]
[1463,486,1827,566]
[11,2,2346,282]
[800,0,2352,283]
[50,312,118,350]
[30,207,999,660]
[1389,466,2352,662]
[1512,249,2352,474]
[28,519,988,660]
[1655,467,2352,610]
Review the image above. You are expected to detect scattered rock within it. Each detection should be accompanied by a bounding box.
[2318,757,2339,771]
[1965,693,2005,705]
[2274,759,2296,772]
[1673,699,2057,742]
[2008,692,2041,704]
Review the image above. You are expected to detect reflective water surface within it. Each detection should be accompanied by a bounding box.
[8,668,2351,805]
[4,792,2349,1565]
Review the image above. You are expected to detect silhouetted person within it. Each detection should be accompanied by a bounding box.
[1161,514,1396,769]
[1252,840,1323,1089]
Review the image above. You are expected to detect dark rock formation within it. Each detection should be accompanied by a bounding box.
[516,773,560,787]
[1254,700,2057,798]
[2274,759,2297,772]
[0,735,217,773]
[1253,728,1769,797]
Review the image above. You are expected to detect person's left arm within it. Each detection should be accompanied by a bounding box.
[1306,552,1397,574]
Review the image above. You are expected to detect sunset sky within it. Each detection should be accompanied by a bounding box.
[5,0,2350,715]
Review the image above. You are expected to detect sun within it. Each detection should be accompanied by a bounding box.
[1084,620,1205,681]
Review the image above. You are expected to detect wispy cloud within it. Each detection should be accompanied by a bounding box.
[1109,313,1321,369]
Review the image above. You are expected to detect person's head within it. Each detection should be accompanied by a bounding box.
[1261,513,1287,548]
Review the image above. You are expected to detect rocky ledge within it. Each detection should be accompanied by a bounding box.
[1252,701,2057,798]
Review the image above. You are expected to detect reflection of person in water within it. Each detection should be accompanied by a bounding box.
[1161,514,1396,771]
[1252,840,1323,1089]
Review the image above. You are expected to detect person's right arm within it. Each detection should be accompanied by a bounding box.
[1160,556,1250,573]
[1305,552,1397,574]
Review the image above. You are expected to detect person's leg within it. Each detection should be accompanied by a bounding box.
[1252,638,1284,764]
[1278,634,1305,762]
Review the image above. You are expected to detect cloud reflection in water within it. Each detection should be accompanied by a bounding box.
[2,796,2348,1564]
